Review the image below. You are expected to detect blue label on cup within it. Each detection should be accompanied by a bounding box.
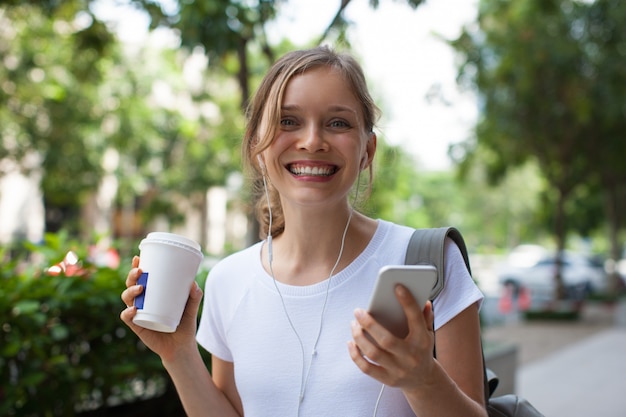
[134,272,149,310]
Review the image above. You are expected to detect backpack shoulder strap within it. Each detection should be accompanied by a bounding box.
[405,227,495,407]
[403,227,472,300]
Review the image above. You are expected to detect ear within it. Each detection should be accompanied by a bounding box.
[361,132,377,170]
[360,152,369,170]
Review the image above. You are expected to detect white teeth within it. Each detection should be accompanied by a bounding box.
[290,165,334,176]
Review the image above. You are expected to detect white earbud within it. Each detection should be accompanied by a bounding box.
[361,152,369,170]
[260,159,273,262]
[257,154,266,171]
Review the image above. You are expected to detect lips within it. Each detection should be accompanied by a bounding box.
[288,163,337,177]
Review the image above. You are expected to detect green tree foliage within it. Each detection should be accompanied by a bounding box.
[0,4,115,232]
[578,0,626,288]
[129,0,432,244]
[370,147,467,232]
[0,2,245,241]
[366,140,545,252]
[1,0,433,244]
[98,43,245,241]
[453,158,547,251]
[450,0,626,295]
[140,0,427,108]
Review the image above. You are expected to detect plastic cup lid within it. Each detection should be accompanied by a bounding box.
[140,232,202,256]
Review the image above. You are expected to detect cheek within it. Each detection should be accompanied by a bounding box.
[268,133,294,153]
[260,138,289,171]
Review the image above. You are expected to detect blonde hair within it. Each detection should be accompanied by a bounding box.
[242,46,380,238]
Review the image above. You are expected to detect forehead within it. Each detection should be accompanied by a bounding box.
[282,66,359,108]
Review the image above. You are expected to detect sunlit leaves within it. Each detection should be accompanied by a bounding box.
[450,0,626,281]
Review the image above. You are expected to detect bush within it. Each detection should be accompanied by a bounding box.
[0,232,210,416]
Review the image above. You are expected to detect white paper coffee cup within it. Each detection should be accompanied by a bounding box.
[132,232,203,333]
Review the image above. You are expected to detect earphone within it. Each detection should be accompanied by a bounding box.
[361,152,369,170]
[260,156,385,417]
[262,164,360,416]
[260,160,272,263]
[257,154,266,171]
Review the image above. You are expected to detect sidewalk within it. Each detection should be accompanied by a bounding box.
[517,327,626,417]
[483,301,626,417]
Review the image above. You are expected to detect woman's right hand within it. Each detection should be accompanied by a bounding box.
[120,256,204,363]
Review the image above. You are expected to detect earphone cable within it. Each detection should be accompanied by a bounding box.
[372,384,386,417]
[262,169,362,414]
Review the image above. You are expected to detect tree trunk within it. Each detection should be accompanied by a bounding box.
[200,190,209,251]
[605,182,625,295]
[236,38,250,112]
[554,187,568,300]
[234,37,260,246]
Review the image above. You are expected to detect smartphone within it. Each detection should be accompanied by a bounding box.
[366,264,437,338]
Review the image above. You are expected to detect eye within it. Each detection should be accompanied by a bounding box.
[329,119,350,129]
[280,117,297,128]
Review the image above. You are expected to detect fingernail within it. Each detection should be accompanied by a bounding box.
[395,285,407,297]
[354,308,365,319]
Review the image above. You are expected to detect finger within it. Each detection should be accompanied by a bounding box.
[119,305,149,335]
[348,340,377,370]
[192,281,203,300]
[350,316,368,344]
[395,284,429,334]
[182,282,203,318]
[423,300,434,332]
[352,308,386,347]
[120,305,137,325]
[121,284,143,308]
[348,338,396,385]
[124,256,140,288]
[352,310,399,365]
[125,265,143,288]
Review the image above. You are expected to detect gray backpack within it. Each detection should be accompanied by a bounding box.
[405,227,545,417]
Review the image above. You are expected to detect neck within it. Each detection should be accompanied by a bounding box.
[263,212,377,286]
[267,210,355,415]
[268,207,354,285]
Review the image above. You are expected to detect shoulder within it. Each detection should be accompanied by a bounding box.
[204,242,263,291]
[435,237,484,328]
[444,237,467,270]
[212,241,262,271]
[376,219,415,245]
[197,243,264,360]
[362,220,417,265]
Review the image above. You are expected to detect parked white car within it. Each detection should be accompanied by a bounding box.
[497,245,608,303]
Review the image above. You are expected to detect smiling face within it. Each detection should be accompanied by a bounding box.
[244,47,380,237]
[259,66,376,211]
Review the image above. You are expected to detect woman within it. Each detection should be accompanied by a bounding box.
[121,46,487,417]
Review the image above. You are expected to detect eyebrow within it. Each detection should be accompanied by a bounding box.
[281,104,358,115]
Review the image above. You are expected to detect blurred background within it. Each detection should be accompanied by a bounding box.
[1,0,625,415]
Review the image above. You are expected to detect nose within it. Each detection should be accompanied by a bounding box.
[298,124,328,153]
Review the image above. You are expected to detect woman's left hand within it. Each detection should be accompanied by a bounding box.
[348,284,437,390]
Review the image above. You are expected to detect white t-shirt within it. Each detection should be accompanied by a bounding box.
[197,220,483,417]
